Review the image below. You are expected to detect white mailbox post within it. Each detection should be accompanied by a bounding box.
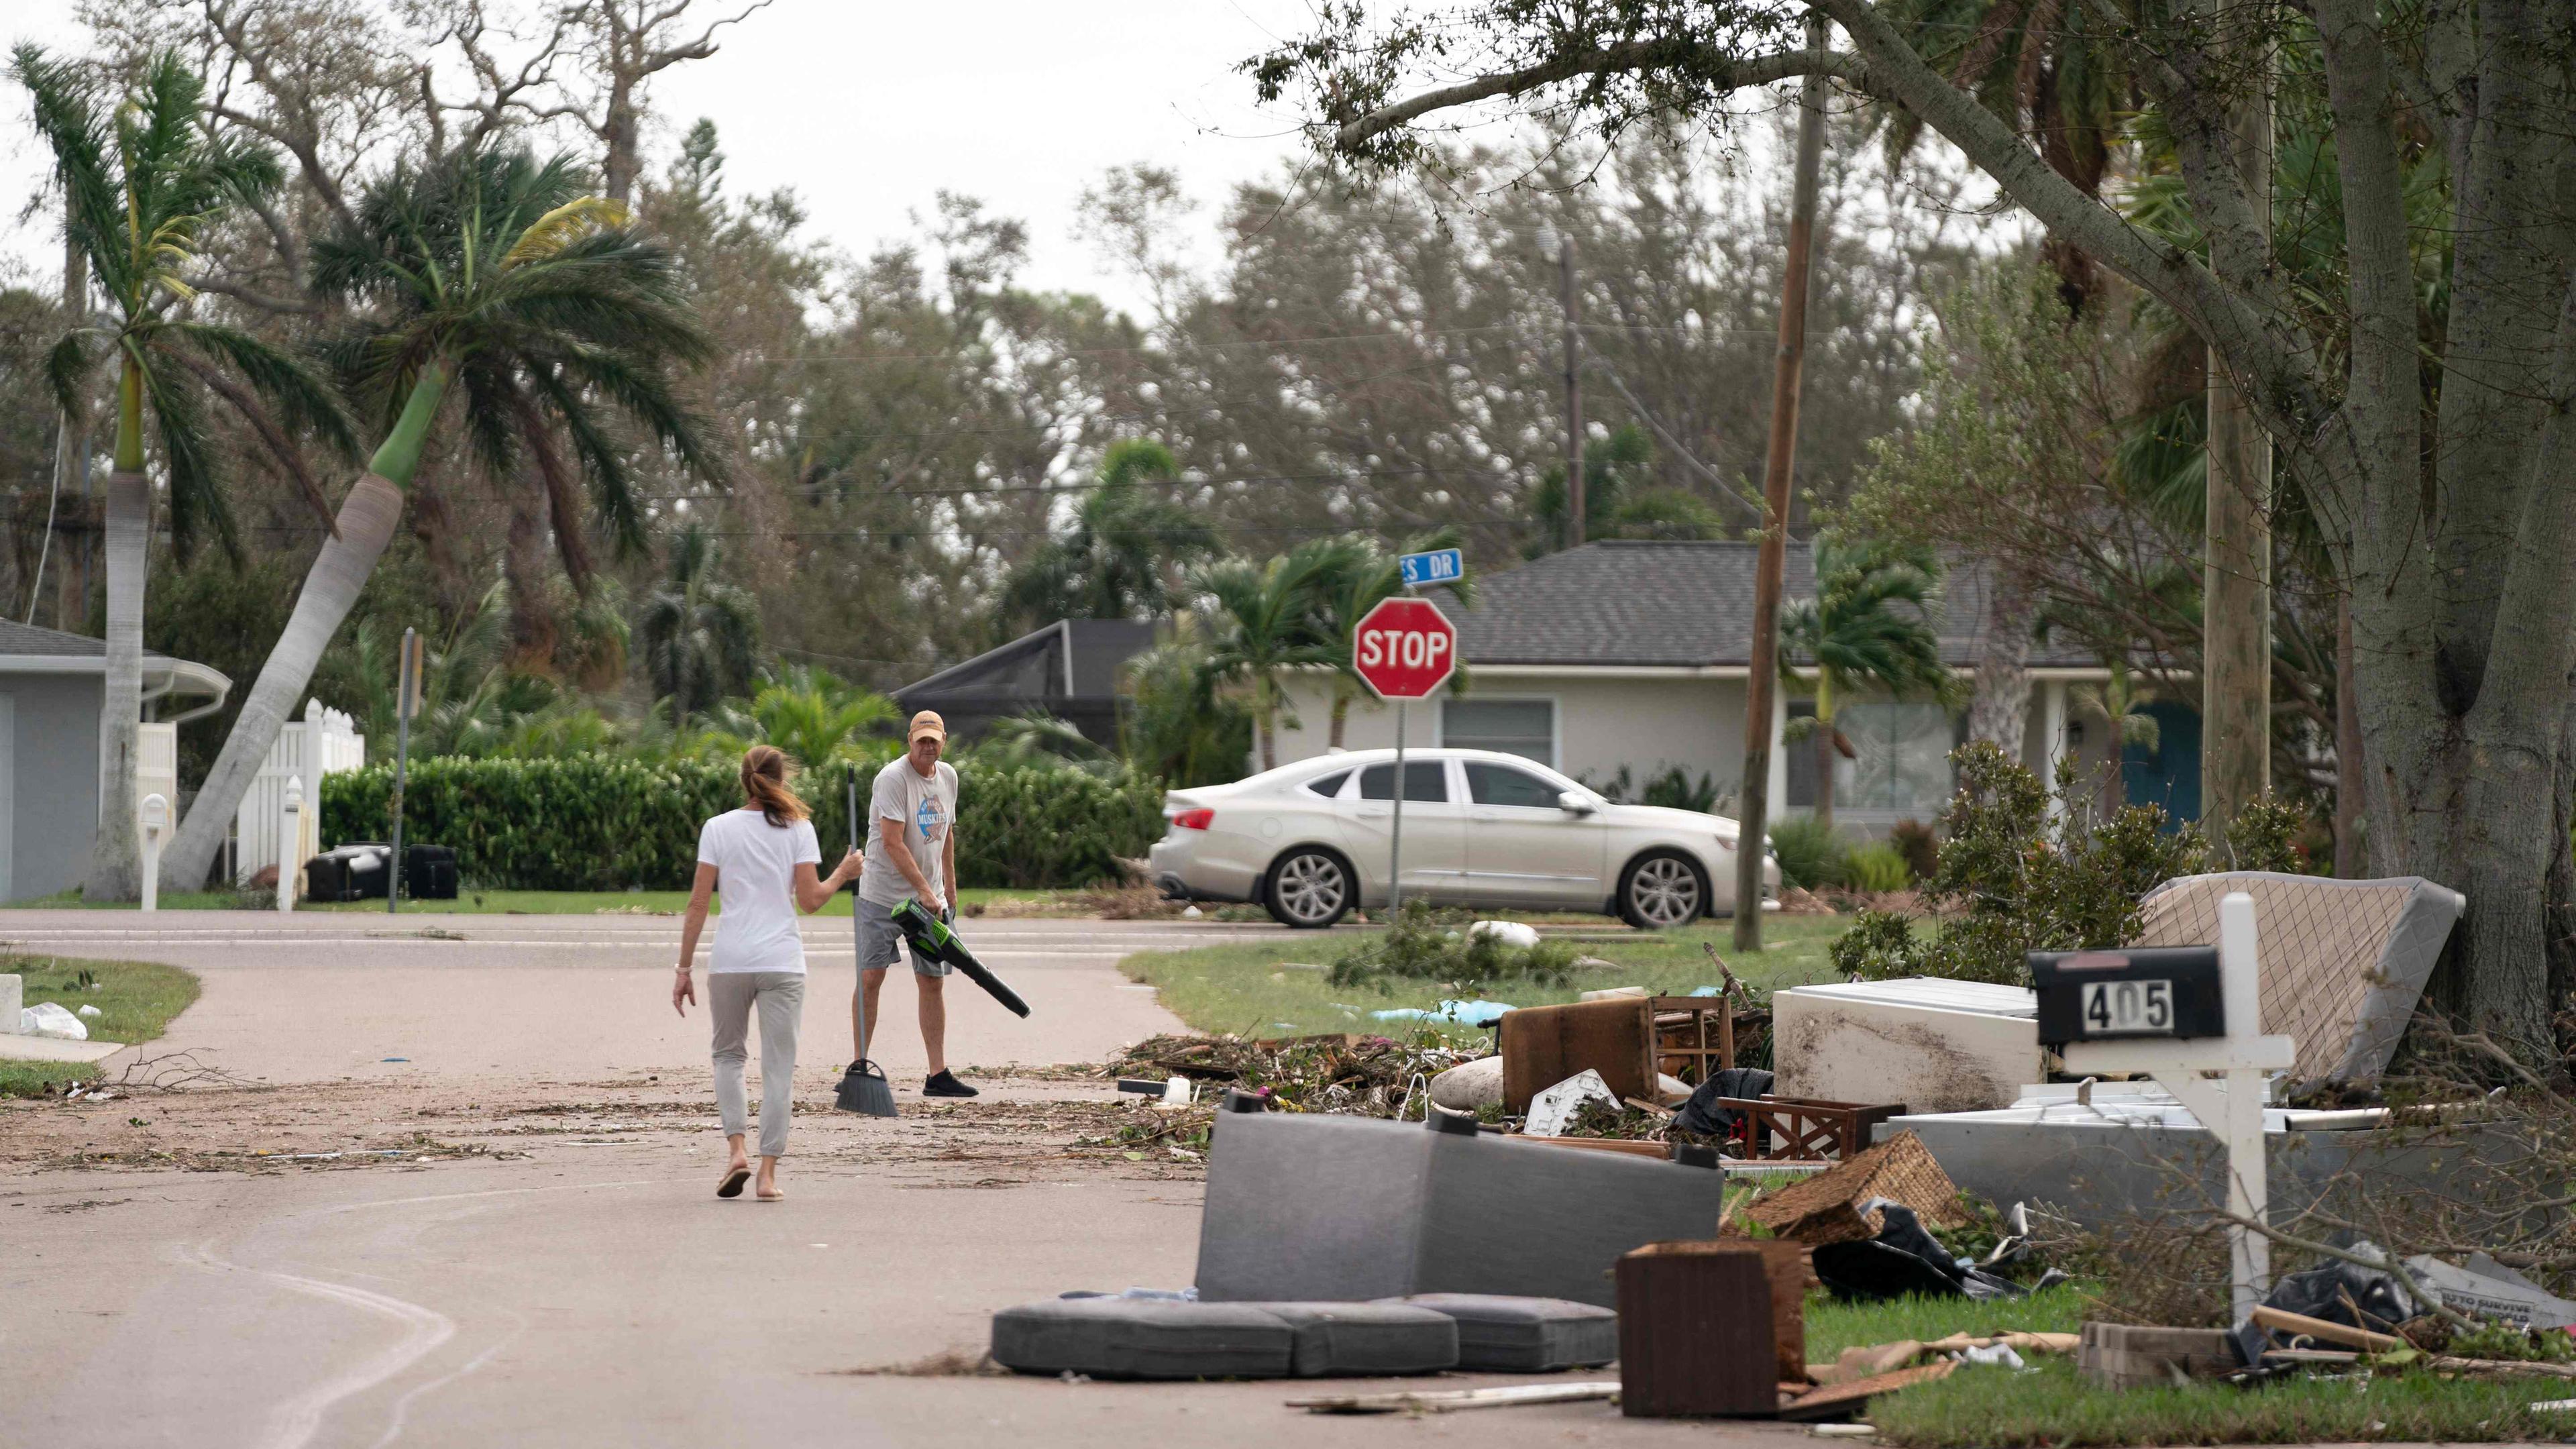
[2056,892,2294,1321]
[278,775,303,914]
[140,793,170,912]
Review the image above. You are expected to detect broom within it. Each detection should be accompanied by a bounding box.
[834,765,898,1117]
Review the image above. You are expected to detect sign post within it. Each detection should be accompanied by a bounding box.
[1352,595,1458,915]
[278,775,303,914]
[2047,892,2293,1320]
[389,627,421,914]
[140,792,168,913]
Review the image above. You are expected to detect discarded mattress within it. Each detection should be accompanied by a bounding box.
[990,1298,1461,1379]
[2131,872,2463,1086]
[1381,1294,1617,1371]
[1193,1109,1727,1307]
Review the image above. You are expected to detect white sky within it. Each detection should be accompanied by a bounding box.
[1,0,1328,313]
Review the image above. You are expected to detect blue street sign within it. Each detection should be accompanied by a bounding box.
[1399,547,1464,588]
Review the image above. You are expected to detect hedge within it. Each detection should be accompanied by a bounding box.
[320,755,1171,891]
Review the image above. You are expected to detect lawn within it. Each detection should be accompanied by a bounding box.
[1,885,1070,916]
[1802,1284,2557,1445]
[0,955,200,1097]
[1116,914,1851,1038]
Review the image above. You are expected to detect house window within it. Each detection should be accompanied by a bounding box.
[1441,698,1555,765]
[1787,700,1957,816]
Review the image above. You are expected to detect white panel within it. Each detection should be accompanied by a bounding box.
[1772,983,2042,1114]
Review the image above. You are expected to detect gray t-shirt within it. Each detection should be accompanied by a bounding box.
[858,757,960,907]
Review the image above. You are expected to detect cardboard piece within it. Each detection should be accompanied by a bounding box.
[1776,1359,1956,1421]
[2406,1254,2576,1331]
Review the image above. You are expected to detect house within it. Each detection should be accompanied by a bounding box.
[0,619,231,900]
[892,619,1160,748]
[1273,540,2196,833]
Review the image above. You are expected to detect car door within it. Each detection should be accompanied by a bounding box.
[1338,757,1468,906]
[1462,759,1605,906]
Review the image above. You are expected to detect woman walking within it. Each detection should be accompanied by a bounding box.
[674,745,861,1200]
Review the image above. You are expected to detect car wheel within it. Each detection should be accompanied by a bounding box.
[1265,847,1354,929]
[1618,850,1708,930]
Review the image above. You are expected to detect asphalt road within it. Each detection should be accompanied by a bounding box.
[1,908,1808,1448]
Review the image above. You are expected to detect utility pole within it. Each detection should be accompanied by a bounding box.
[1734,9,1829,953]
[1560,233,1585,549]
[2202,6,2273,839]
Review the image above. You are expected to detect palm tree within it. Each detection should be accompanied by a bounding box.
[1193,548,1338,773]
[1781,537,1955,833]
[998,438,1220,631]
[640,521,759,729]
[2070,660,2161,812]
[161,145,721,890]
[1310,528,1479,749]
[15,47,354,900]
[729,665,898,772]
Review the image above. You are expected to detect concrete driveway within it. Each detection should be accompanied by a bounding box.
[0,909,1792,1448]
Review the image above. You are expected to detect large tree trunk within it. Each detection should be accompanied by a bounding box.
[162,473,409,890]
[505,485,558,673]
[1813,722,1837,835]
[81,465,148,902]
[1328,687,1351,750]
[2333,594,2365,876]
[1966,561,2033,759]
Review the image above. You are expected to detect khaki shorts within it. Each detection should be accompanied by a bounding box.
[857,898,951,977]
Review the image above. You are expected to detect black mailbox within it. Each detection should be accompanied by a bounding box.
[2029,946,2226,1043]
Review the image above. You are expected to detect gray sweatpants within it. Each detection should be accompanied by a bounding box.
[710,971,804,1158]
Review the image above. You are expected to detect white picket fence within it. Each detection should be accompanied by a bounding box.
[233,700,366,887]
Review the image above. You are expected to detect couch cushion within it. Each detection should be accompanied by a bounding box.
[1262,1302,1459,1377]
[1385,1293,1619,1371]
[989,1299,1291,1380]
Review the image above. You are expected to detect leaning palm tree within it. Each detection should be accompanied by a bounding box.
[639,521,760,729]
[1780,537,1955,833]
[1192,549,1338,773]
[161,145,722,890]
[15,46,354,900]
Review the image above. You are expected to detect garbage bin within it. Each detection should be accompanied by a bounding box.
[306,844,394,902]
[404,844,460,900]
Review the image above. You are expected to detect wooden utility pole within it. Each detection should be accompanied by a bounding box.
[2201,15,2273,839]
[1735,9,1829,952]
[1560,233,1585,549]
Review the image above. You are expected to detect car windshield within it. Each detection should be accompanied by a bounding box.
[1465,761,1562,808]
[1356,761,1448,802]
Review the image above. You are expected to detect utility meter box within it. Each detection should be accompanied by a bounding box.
[2030,947,2226,1044]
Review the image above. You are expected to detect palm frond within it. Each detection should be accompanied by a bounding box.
[165,320,360,459]
[502,197,631,269]
[44,331,98,420]
[11,44,128,303]
[133,352,235,563]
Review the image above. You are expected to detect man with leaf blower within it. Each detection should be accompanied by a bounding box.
[853,711,977,1098]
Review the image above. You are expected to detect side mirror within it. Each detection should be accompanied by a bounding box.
[1558,791,1595,815]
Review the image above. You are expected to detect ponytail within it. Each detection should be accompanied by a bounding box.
[740,745,810,828]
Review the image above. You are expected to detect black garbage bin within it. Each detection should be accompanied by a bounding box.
[305,844,394,902]
[404,844,460,900]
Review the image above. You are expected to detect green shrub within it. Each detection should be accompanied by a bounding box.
[1829,742,2314,985]
[1845,841,1915,893]
[321,755,1169,890]
[1327,901,1577,994]
[1767,816,1849,890]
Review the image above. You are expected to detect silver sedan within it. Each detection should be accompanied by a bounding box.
[1146,748,1780,929]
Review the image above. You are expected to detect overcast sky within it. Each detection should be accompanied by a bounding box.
[1,1,1330,314]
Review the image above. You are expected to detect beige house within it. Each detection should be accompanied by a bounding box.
[1272,541,2149,835]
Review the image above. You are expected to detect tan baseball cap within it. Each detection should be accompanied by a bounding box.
[907,710,947,745]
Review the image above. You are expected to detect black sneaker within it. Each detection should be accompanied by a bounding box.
[922,1069,980,1099]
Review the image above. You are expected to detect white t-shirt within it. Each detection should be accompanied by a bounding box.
[696,808,821,974]
[857,758,959,907]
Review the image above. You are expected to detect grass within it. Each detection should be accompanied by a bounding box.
[1116,914,1851,1038]
[0,955,200,1097]
[1,885,1069,916]
[1802,1285,2557,1446]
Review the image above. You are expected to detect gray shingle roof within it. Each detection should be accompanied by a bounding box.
[1434,540,2096,669]
[0,618,187,665]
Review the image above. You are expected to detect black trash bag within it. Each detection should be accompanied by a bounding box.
[2230,1250,2418,1368]
[1675,1067,1775,1138]
[1811,1201,2031,1303]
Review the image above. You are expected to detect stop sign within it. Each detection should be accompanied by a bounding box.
[1353,596,1458,700]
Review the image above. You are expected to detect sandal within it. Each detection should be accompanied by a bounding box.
[755,1186,786,1202]
[717,1165,751,1199]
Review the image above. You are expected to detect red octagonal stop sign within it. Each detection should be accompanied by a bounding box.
[1353,596,1458,700]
